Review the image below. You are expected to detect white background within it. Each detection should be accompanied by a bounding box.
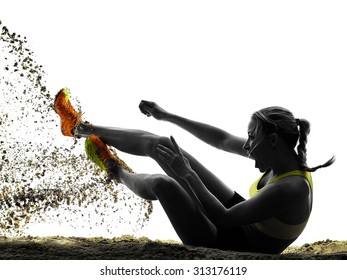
[1,0,346,246]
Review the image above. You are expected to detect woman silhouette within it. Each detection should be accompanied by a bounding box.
[54,88,334,253]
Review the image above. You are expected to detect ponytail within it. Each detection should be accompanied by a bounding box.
[296,118,335,172]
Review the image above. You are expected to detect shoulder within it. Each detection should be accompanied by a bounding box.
[269,175,311,198]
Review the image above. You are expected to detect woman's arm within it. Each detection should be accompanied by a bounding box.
[157,137,296,227]
[184,170,295,227]
[140,100,249,158]
[156,137,228,219]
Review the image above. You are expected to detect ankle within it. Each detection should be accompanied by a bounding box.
[106,158,121,181]
[73,122,94,137]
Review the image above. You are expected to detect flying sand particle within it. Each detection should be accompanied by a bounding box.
[0,20,152,237]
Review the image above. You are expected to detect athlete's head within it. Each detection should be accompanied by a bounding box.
[243,106,334,172]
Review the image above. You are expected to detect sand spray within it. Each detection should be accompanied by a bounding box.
[0,20,152,237]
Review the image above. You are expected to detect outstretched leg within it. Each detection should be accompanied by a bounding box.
[54,88,240,206]
[77,123,238,207]
[120,171,217,247]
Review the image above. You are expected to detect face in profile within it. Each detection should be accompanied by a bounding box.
[243,118,272,172]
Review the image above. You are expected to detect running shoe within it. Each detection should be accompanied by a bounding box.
[85,135,133,177]
[54,88,82,137]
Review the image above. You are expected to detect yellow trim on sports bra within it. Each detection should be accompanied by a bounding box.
[254,218,308,240]
[249,170,313,198]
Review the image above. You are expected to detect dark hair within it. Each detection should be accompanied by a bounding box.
[252,106,335,172]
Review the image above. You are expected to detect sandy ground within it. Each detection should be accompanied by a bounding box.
[0,235,346,260]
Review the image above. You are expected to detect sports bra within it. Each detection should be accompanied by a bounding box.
[249,170,313,240]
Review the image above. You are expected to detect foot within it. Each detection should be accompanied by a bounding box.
[54,88,82,137]
[85,135,133,180]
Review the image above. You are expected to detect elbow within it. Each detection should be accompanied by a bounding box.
[213,209,246,228]
[216,137,230,151]
[212,209,230,228]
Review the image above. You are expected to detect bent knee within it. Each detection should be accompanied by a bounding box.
[146,136,173,157]
[146,174,179,194]
[157,136,172,147]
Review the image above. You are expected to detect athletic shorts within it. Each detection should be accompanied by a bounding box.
[214,192,250,252]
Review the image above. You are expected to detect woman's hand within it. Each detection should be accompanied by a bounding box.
[157,136,193,179]
[139,100,169,120]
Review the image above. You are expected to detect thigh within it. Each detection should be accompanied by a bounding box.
[181,148,243,206]
[151,174,217,248]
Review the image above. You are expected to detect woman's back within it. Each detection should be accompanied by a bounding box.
[244,170,313,253]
